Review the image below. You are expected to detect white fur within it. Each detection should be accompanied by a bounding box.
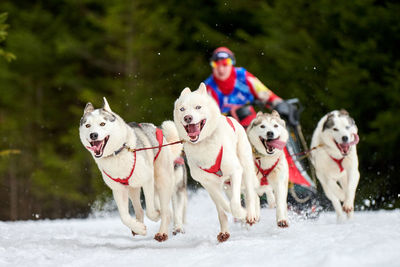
[247,111,290,227]
[173,83,259,242]
[310,110,360,222]
[79,98,184,241]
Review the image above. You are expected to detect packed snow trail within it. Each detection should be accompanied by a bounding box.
[1,189,399,267]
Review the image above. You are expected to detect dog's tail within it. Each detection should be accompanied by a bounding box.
[161,120,183,160]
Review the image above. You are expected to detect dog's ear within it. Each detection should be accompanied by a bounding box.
[103,97,112,112]
[84,102,94,115]
[277,117,286,128]
[323,113,335,131]
[197,82,207,95]
[271,110,281,118]
[251,113,263,127]
[339,109,349,116]
[180,87,191,97]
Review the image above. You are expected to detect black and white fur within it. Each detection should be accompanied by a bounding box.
[79,98,184,241]
[310,110,360,221]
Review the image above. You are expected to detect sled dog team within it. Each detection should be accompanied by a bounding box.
[79,83,360,242]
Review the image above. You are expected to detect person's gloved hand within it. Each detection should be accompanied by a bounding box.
[273,100,300,127]
[273,101,291,118]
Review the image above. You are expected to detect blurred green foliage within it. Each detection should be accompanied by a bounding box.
[0,0,399,220]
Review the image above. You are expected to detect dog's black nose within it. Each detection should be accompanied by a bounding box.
[184,115,193,124]
[342,136,348,143]
[90,132,98,140]
[267,131,274,139]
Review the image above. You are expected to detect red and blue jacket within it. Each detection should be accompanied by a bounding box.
[204,67,280,114]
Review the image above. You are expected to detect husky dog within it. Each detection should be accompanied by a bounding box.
[247,111,290,227]
[310,110,360,221]
[173,83,259,242]
[79,98,183,241]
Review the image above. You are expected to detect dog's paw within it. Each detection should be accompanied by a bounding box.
[230,203,246,220]
[132,222,147,236]
[342,204,353,214]
[246,213,258,226]
[246,207,259,226]
[277,220,289,228]
[217,232,230,243]
[246,218,256,226]
[154,232,168,242]
[146,209,160,222]
[172,228,185,235]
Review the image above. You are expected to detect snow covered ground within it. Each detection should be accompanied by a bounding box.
[1,189,399,267]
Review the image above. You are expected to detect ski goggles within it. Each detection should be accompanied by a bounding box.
[210,58,233,68]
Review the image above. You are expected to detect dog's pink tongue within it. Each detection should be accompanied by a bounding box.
[339,143,350,154]
[187,124,200,137]
[86,141,103,154]
[267,139,286,150]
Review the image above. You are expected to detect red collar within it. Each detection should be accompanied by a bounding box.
[330,156,344,172]
[103,151,137,185]
[213,68,236,95]
[255,158,280,186]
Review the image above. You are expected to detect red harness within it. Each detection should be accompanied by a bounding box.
[103,151,137,185]
[103,128,164,186]
[330,156,344,172]
[199,117,235,177]
[153,128,164,161]
[255,158,280,186]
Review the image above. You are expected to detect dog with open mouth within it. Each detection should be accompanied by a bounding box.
[310,109,360,221]
[246,110,290,228]
[173,83,259,242]
[79,97,185,241]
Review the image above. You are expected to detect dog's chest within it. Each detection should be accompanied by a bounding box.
[255,155,285,183]
[97,152,149,186]
[185,143,221,167]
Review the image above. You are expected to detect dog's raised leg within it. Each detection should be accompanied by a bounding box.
[128,187,144,223]
[319,178,345,222]
[229,171,247,220]
[142,178,160,222]
[113,189,147,236]
[343,167,360,219]
[128,187,144,237]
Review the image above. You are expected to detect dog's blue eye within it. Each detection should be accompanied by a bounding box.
[86,124,91,128]
[100,122,106,126]
[180,107,185,112]
[346,126,350,130]
[196,106,201,110]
